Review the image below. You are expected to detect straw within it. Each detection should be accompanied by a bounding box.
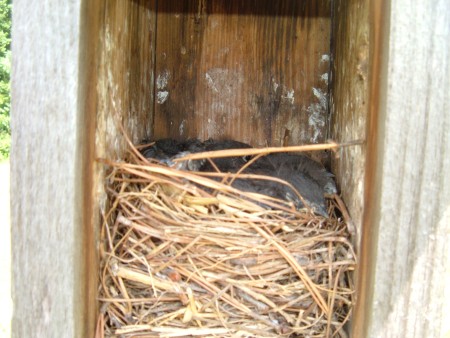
[98,143,356,337]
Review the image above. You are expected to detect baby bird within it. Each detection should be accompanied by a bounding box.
[200,141,334,217]
[201,139,253,172]
[140,138,336,217]
[270,159,330,217]
[141,138,206,171]
[141,138,182,165]
[229,154,331,217]
[264,153,337,195]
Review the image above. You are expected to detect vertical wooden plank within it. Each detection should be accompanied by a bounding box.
[329,3,370,336]
[94,0,156,280]
[351,0,388,336]
[153,0,205,141]
[93,0,157,330]
[96,0,156,161]
[154,0,331,146]
[363,0,450,337]
[330,0,370,246]
[11,1,86,337]
[79,1,104,336]
[11,1,157,336]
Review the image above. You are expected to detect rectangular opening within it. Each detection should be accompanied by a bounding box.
[89,0,370,335]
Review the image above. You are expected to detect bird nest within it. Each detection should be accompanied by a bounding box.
[97,144,357,338]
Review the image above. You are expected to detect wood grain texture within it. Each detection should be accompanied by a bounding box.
[330,0,369,247]
[364,0,450,337]
[11,1,86,337]
[13,1,449,337]
[153,0,331,146]
[94,0,156,295]
[96,0,155,161]
[330,3,370,335]
[352,0,388,336]
[93,0,156,332]
[11,1,157,337]
[79,1,106,336]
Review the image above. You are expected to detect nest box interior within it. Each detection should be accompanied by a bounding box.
[92,0,369,333]
[95,0,368,235]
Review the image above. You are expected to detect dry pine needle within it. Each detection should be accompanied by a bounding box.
[98,145,356,337]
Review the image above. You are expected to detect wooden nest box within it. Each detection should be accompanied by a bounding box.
[11,0,449,337]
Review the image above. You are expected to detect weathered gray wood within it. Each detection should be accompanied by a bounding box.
[11,1,87,337]
[363,0,450,337]
[330,0,370,248]
[11,0,157,336]
[11,0,449,337]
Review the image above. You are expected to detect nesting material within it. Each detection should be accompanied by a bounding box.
[98,145,356,338]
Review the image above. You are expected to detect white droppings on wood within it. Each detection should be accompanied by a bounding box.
[272,78,295,105]
[320,73,329,85]
[201,67,245,138]
[179,119,186,135]
[320,54,330,63]
[157,70,170,90]
[205,72,219,93]
[204,68,243,97]
[211,101,225,111]
[272,77,295,105]
[307,87,328,142]
[282,88,295,104]
[312,87,327,109]
[156,70,170,104]
[157,91,169,104]
[272,78,279,92]
[308,109,325,142]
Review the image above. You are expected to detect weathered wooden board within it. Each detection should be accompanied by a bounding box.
[330,1,369,247]
[92,0,157,334]
[360,0,450,337]
[153,0,331,146]
[11,0,88,336]
[329,3,370,335]
[96,0,156,160]
[11,0,156,337]
[12,0,450,337]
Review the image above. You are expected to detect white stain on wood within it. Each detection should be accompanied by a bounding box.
[204,68,243,97]
[156,70,170,104]
[179,119,186,135]
[282,88,295,104]
[320,54,330,63]
[312,87,327,108]
[156,70,170,89]
[272,77,295,104]
[272,78,279,92]
[205,72,219,93]
[157,91,169,104]
[307,87,327,142]
[201,67,246,139]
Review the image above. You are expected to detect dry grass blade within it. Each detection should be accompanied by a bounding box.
[98,145,357,337]
[172,140,364,162]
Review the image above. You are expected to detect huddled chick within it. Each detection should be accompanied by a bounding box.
[140,138,337,217]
